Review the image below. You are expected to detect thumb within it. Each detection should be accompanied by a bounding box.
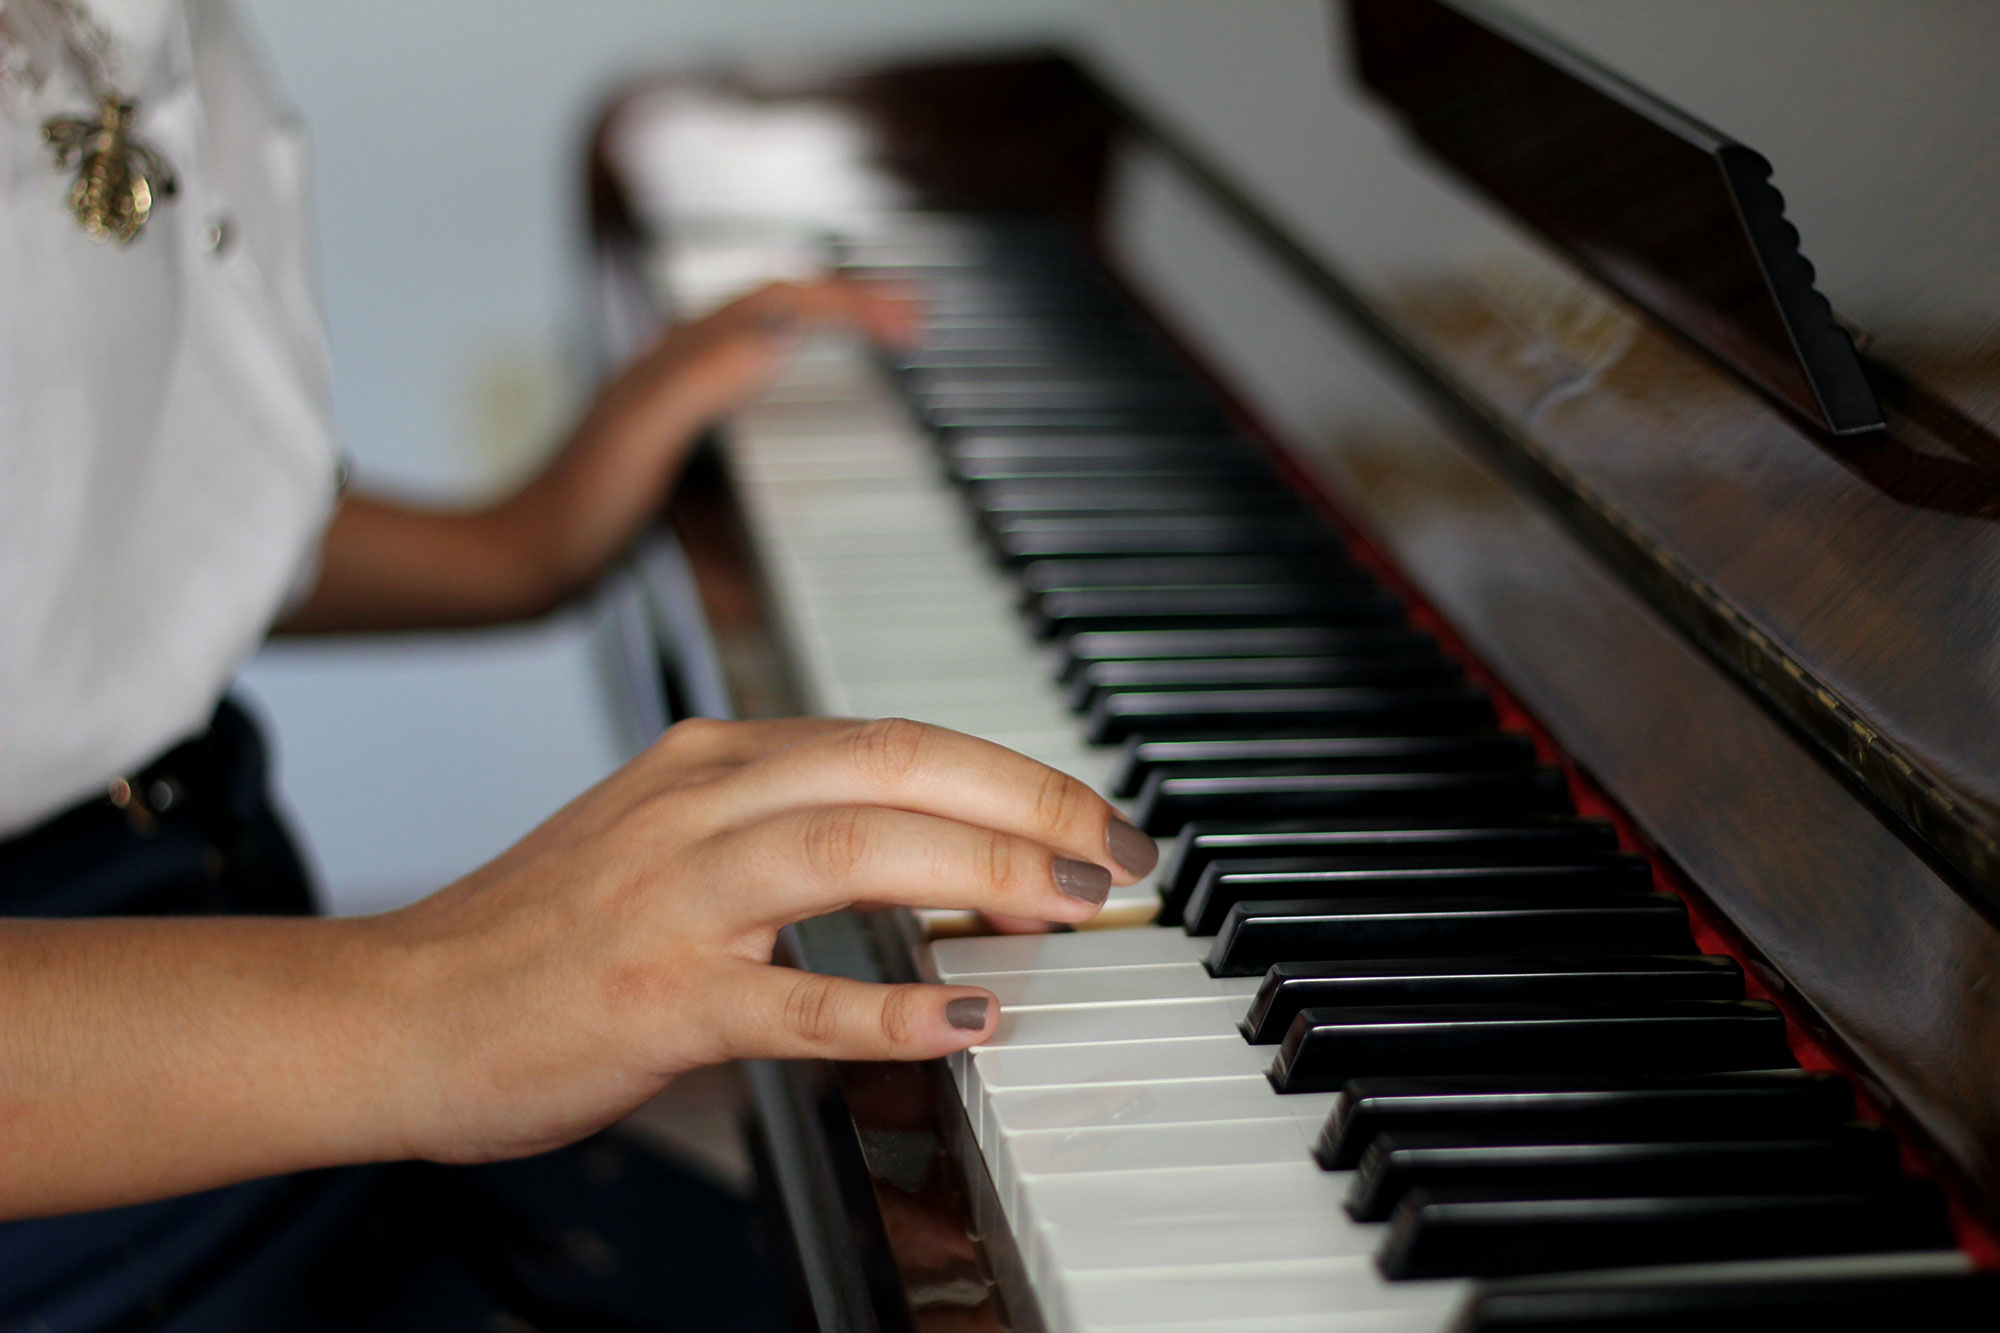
[710,962,997,1062]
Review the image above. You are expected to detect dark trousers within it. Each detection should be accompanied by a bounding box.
[0,701,779,1332]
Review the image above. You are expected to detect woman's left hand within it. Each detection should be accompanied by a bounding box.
[283,277,917,633]
[517,277,920,599]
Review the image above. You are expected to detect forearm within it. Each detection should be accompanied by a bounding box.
[279,279,908,635]
[277,493,566,632]
[280,396,702,634]
[0,915,426,1219]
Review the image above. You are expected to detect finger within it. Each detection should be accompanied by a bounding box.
[710,962,996,1061]
[649,716,852,770]
[742,278,920,349]
[982,913,1055,935]
[697,805,1114,926]
[713,718,1159,883]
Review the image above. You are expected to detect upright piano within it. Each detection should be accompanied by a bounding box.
[581,2,2000,1327]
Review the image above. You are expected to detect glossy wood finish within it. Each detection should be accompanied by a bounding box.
[1350,0,1881,436]
[1343,0,2000,916]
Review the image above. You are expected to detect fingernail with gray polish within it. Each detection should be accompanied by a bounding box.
[1106,817,1160,877]
[946,997,990,1031]
[1053,857,1112,906]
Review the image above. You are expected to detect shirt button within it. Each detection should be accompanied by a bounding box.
[201,215,234,255]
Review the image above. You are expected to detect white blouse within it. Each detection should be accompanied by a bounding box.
[0,0,338,835]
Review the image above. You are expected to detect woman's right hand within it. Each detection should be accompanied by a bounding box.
[372,716,1159,1168]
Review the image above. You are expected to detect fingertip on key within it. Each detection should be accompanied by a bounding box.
[1106,816,1160,877]
[1053,857,1113,907]
[945,995,991,1032]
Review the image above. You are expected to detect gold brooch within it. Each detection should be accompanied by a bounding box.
[43,95,177,244]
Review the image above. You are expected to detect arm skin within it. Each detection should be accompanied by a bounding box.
[279,278,916,633]
[0,717,1161,1220]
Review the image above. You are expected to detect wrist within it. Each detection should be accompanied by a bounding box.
[317,910,467,1165]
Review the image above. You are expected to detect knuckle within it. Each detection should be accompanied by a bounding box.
[1032,765,1087,833]
[877,986,921,1048]
[977,829,1018,899]
[657,716,728,758]
[783,974,842,1046]
[801,806,870,879]
[849,717,932,784]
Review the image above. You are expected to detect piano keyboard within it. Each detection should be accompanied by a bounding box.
[693,215,1988,1329]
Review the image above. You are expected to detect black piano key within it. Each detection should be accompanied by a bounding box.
[1185,852,1653,936]
[1243,954,1743,1044]
[1158,813,1612,921]
[912,382,1222,416]
[1266,998,1794,1095]
[1071,656,1461,713]
[1036,587,1402,640]
[1208,893,1695,978]
[914,290,1134,317]
[1093,685,1493,747]
[1348,1125,1899,1222]
[906,291,1130,312]
[903,346,1180,374]
[947,431,1253,460]
[1455,1270,2000,1332]
[912,325,1162,355]
[954,456,1274,484]
[1060,626,1433,677]
[910,362,1199,387]
[1135,766,1564,836]
[1123,734,1531,802]
[1319,1070,1853,1170]
[1378,1183,1954,1281]
[945,435,1267,483]
[899,300,1133,326]
[907,276,1127,301]
[996,516,1341,562]
[1023,556,1342,594]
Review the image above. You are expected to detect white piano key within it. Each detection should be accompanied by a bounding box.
[802,614,1026,652]
[985,1081,1333,1136]
[995,1119,1322,1227]
[972,1036,1264,1094]
[752,527,978,558]
[1017,1161,1350,1245]
[1055,1267,1459,1333]
[997,1117,1318,1211]
[986,998,1247,1048]
[786,566,998,601]
[956,963,1262,1008]
[825,657,1045,693]
[1040,1213,1377,1273]
[1078,1316,1431,1333]
[929,926,1207,980]
[798,573,1017,605]
[835,687,1070,738]
[1017,1161,1359,1296]
[962,1036,1265,1140]
[756,482,955,515]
